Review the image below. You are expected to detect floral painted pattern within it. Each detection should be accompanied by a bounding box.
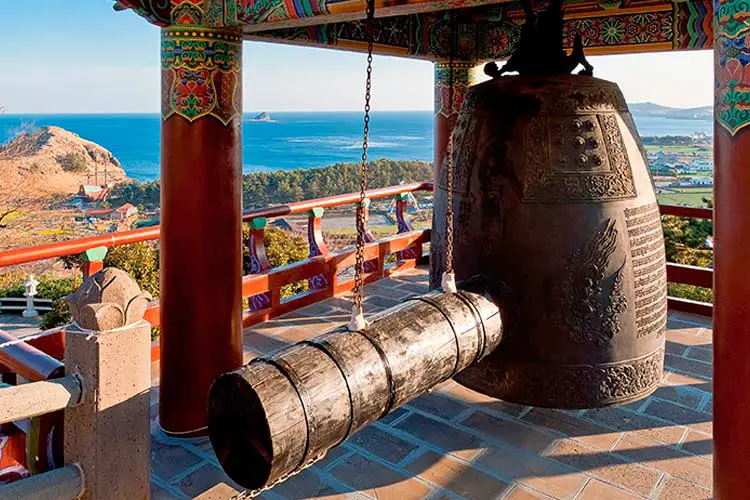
[715,0,750,136]
[161,28,242,125]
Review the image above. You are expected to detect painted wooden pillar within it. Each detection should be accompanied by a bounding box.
[713,3,750,497]
[433,61,483,185]
[159,26,244,437]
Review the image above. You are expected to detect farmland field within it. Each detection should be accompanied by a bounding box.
[657,187,712,207]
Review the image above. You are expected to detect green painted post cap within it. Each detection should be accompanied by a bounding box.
[82,246,108,262]
[398,193,409,200]
[250,217,267,230]
[309,207,325,218]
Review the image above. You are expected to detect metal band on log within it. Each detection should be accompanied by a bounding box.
[208,286,503,490]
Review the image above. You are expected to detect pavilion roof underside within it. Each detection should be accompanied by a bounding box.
[118,0,713,59]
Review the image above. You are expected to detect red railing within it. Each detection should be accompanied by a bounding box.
[660,204,714,318]
[0,182,432,360]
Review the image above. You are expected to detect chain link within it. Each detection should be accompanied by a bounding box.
[231,451,328,499]
[353,0,376,314]
[444,13,457,276]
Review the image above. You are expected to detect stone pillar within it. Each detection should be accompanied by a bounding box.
[714,4,750,498]
[160,26,244,436]
[63,268,153,500]
[433,61,483,184]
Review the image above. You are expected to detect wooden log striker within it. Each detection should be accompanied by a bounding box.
[208,280,503,490]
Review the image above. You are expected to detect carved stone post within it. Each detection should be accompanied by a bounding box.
[63,268,152,500]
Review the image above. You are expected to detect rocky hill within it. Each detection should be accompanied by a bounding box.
[0,126,128,201]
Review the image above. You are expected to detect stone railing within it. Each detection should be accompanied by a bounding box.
[0,269,151,499]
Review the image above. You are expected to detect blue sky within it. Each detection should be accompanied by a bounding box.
[0,1,714,113]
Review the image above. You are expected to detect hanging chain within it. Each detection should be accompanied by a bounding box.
[350,0,376,330]
[231,451,328,499]
[441,13,458,292]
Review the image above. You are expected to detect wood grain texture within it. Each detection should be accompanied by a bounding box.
[208,286,503,489]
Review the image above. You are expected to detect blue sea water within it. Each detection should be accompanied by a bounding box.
[0,111,712,182]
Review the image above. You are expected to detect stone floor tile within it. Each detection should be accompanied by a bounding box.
[248,319,298,336]
[175,463,240,498]
[522,408,622,451]
[269,468,356,499]
[664,354,712,381]
[194,482,243,499]
[459,411,559,454]
[378,407,411,426]
[581,407,687,445]
[678,430,712,460]
[547,439,661,497]
[477,447,588,499]
[242,328,290,355]
[407,391,470,421]
[296,302,347,317]
[651,385,707,411]
[642,400,712,434]
[404,450,510,500]
[657,476,712,500]
[664,371,712,389]
[330,454,433,499]
[685,347,712,364]
[669,312,712,328]
[348,425,420,464]
[393,282,430,295]
[315,444,352,469]
[665,328,711,346]
[577,479,646,499]
[362,284,417,300]
[503,484,556,499]
[152,441,204,480]
[151,481,180,500]
[613,434,712,489]
[665,340,689,356]
[437,381,529,418]
[393,413,484,457]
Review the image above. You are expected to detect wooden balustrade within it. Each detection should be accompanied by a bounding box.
[660,204,714,317]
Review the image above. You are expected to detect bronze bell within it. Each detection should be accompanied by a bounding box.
[431,73,667,408]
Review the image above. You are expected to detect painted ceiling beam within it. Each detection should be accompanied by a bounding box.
[113,0,713,60]
[251,0,713,61]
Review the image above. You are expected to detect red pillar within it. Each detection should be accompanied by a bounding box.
[433,61,482,184]
[713,3,750,496]
[159,27,244,436]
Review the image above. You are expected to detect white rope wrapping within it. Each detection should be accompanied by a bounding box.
[441,271,457,293]
[0,325,69,351]
[348,304,368,332]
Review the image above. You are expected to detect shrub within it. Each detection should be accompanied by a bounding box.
[0,273,79,300]
[38,299,72,330]
[103,243,160,299]
[61,153,88,172]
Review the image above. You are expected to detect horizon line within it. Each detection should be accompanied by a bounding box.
[0,102,714,116]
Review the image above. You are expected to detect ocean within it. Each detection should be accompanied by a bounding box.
[0,111,713,182]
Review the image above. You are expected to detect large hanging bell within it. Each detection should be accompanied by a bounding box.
[431,74,667,408]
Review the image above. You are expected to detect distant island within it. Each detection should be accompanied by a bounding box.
[247,112,272,122]
[628,102,712,121]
